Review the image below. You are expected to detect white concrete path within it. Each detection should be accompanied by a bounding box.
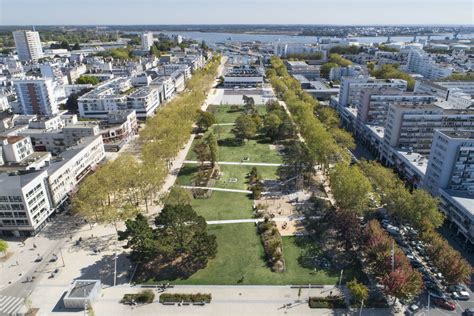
[179,185,251,194]
[206,216,305,225]
[212,123,235,126]
[183,160,284,167]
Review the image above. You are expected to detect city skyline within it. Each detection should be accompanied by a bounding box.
[0,0,472,25]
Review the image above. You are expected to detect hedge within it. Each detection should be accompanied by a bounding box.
[121,289,155,304]
[308,296,346,309]
[159,293,212,304]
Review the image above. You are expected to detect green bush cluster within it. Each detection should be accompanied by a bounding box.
[308,296,346,309]
[121,290,155,304]
[257,220,285,272]
[159,293,212,303]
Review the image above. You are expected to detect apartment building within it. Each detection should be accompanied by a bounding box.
[13,79,59,116]
[126,87,161,119]
[383,103,474,157]
[415,80,474,109]
[422,130,474,244]
[0,170,52,236]
[223,65,264,88]
[405,49,453,80]
[47,135,105,207]
[141,32,154,52]
[13,30,43,61]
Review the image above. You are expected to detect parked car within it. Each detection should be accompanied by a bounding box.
[452,290,470,301]
[429,289,448,300]
[408,304,420,314]
[425,281,439,292]
[447,284,468,293]
[432,298,456,311]
[463,307,474,316]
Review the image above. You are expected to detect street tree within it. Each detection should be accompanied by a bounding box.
[347,278,369,304]
[329,163,372,215]
[118,213,156,262]
[196,110,216,132]
[0,239,8,255]
[263,113,282,141]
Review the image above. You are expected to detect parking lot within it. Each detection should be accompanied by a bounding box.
[378,217,474,316]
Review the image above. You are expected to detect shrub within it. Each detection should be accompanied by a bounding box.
[159,293,212,304]
[121,290,155,304]
[308,296,346,309]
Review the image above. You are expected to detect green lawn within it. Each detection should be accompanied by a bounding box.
[190,191,254,221]
[208,105,267,124]
[186,127,283,164]
[176,164,279,190]
[170,223,341,285]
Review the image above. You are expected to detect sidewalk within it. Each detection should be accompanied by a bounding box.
[183,160,284,167]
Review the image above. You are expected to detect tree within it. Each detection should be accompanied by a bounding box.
[329,53,352,67]
[205,131,219,167]
[118,213,156,262]
[161,186,192,206]
[193,141,210,167]
[154,204,217,259]
[196,110,216,132]
[320,62,338,78]
[150,45,160,57]
[329,163,372,215]
[232,114,257,140]
[347,278,369,303]
[0,239,8,255]
[76,75,99,85]
[72,43,81,50]
[371,64,414,91]
[65,93,79,114]
[263,113,282,141]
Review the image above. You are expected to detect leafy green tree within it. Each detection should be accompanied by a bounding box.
[347,278,369,303]
[76,75,99,85]
[154,204,217,258]
[0,239,8,255]
[150,45,160,57]
[160,186,192,206]
[233,114,257,140]
[371,64,414,91]
[65,94,79,114]
[118,213,156,262]
[193,141,211,167]
[205,131,219,167]
[329,54,352,67]
[320,62,338,78]
[329,163,372,215]
[263,113,282,140]
[72,43,81,50]
[196,110,216,132]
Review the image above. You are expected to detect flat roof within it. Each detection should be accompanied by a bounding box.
[68,280,99,298]
[396,150,428,176]
[440,189,474,218]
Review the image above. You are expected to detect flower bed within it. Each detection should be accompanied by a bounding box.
[159,293,212,304]
[121,289,155,304]
[257,219,285,272]
[308,296,346,309]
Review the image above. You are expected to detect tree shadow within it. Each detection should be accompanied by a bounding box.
[218,137,243,147]
[40,212,90,241]
[76,252,133,287]
[136,255,209,283]
[51,291,81,313]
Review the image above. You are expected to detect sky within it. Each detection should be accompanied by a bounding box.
[0,0,472,25]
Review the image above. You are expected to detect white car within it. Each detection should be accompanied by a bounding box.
[452,290,470,301]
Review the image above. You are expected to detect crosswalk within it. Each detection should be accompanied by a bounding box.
[0,295,25,316]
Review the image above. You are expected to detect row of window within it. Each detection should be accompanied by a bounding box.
[0,204,25,211]
[0,211,27,218]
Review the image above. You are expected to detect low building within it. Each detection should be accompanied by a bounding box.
[99,110,138,151]
[223,65,263,88]
[63,280,101,309]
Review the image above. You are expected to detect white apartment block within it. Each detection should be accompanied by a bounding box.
[415,80,474,109]
[425,130,474,196]
[141,32,154,52]
[47,135,105,207]
[13,30,44,61]
[126,87,161,118]
[0,170,52,236]
[0,136,34,163]
[405,49,453,80]
[423,130,474,243]
[382,103,474,159]
[14,79,59,116]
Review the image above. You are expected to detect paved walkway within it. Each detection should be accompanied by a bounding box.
[207,215,305,225]
[157,57,228,199]
[213,123,235,126]
[179,185,252,194]
[183,160,284,167]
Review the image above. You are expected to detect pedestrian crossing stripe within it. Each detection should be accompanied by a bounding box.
[0,295,25,315]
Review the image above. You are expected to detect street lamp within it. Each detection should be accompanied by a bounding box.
[338,269,343,288]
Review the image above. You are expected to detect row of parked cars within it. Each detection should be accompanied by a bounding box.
[380,217,470,313]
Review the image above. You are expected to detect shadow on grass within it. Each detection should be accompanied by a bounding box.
[217,137,243,147]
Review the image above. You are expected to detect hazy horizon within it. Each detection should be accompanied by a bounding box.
[0,0,472,26]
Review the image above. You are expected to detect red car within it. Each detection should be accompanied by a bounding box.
[433,298,456,311]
